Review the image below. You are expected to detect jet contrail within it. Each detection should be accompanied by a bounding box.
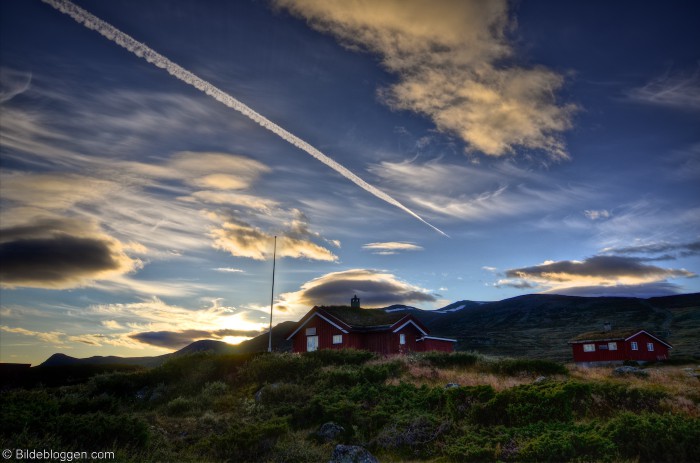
[41,0,448,237]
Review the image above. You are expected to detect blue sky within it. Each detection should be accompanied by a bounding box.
[1,0,698,364]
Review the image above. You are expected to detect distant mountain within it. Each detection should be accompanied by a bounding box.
[38,321,297,367]
[38,294,699,366]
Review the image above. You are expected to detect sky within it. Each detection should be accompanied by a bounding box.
[1,0,698,364]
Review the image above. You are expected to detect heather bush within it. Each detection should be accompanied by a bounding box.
[306,348,376,365]
[605,412,700,462]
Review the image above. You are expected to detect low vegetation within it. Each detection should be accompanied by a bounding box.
[1,350,698,462]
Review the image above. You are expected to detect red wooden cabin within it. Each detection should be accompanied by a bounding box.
[286,303,456,354]
[569,328,672,365]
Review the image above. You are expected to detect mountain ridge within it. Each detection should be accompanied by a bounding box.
[37,293,699,366]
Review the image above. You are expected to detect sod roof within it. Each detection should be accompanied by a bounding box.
[315,306,409,328]
[570,328,648,342]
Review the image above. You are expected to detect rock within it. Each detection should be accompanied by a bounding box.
[254,382,282,403]
[318,422,344,442]
[613,366,648,377]
[534,376,547,384]
[329,445,378,463]
[135,387,149,400]
[444,383,460,389]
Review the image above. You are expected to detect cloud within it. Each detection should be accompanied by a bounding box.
[214,267,246,273]
[0,325,65,344]
[627,72,700,110]
[504,255,696,290]
[129,328,262,349]
[0,172,116,210]
[277,268,437,312]
[275,0,575,158]
[210,215,338,261]
[369,159,593,222]
[0,67,32,103]
[584,209,611,220]
[601,240,700,258]
[363,241,423,255]
[0,217,141,289]
[179,191,279,213]
[543,282,685,298]
[162,151,270,190]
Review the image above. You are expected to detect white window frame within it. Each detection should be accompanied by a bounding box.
[608,342,617,351]
[583,344,595,352]
[647,342,654,351]
[305,327,316,336]
[631,341,638,351]
[332,334,343,345]
[399,333,406,345]
[306,335,319,352]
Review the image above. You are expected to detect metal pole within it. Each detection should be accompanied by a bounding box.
[268,236,277,352]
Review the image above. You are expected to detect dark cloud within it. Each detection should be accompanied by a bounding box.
[0,234,138,289]
[279,269,437,309]
[495,279,537,289]
[545,282,684,298]
[505,255,695,282]
[130,328,262,349]
[605,240,700,258]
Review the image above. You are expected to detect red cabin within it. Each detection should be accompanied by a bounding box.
[569,328,672,365]
[286,303,456,355]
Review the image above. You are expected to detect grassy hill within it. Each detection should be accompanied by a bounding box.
[422,293,700,361]
[2,350,698,462]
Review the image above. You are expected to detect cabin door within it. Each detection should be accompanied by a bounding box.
[306,335,319,352]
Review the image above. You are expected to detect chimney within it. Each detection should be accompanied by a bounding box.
[603,323,612,332]
[351,295,360,309]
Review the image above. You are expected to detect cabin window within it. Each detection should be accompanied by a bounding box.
[399,333,406,345]
[583,344,595,352]
[647,342,654,351]
[608,342,617,351]
[305,327,316,336]
[599,344,608,350]
[332,334,343,345]
[631,342,638,350]
[306,335,318,352]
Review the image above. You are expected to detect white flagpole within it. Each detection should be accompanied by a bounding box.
[268,236,277,353]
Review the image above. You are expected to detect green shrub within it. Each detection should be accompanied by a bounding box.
[519,424,615,462]
[165,396,197,416]
[374,414,449,458]
[445,385,496,420]
[476,383,575,426]
[55,412,149,448]
[241,353,321,385]
[201,380,229,398]
[605,412,700,462]
[305,348,376,366]
[204,417,288,462]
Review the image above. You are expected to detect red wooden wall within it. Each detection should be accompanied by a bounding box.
[571,332,670,363]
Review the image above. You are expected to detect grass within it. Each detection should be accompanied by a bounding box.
[1,349,698,462]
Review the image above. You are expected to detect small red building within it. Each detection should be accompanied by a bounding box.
[286,302,456,354]
[569,328,672,365]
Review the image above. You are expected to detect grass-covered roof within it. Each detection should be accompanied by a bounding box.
[570,328,643,342]
[316,306,409,328]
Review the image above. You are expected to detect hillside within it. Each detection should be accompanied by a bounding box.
[3,350,698,462]
[36,294,699,367]
[424,293,700,361]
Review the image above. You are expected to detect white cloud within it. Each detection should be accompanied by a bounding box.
[584,209,611,220]
[627,72,700,110]
[275,0,575,158]
[362,241,423,255]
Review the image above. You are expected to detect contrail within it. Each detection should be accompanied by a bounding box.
[41,0,448,237]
